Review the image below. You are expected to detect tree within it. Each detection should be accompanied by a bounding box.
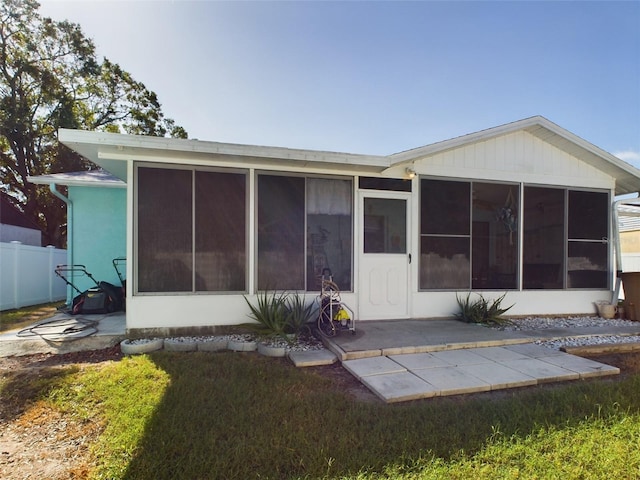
[0,0,187,247]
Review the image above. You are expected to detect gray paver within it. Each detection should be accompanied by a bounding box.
[504,343,564,358]
[471,346,531,362]
[459,363,538,390]
[507,357,580,382]
[288,349,337,367]
[388,352,451,370]
[342,356,407,379]
[430,349,493,366]
[413,366,491,395]
[360,372,438,403]
[539,354,620,378]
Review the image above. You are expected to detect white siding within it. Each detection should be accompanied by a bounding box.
[413,131,614,189]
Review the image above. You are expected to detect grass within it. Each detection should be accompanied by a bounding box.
[0,301,61,332]
[2,351,640,479]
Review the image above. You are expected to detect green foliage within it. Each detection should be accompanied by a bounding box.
[244,290,316,340]
[284,291,316,336]
[0,0,187,246]
[244,290,289,339]
[456,292,513,325]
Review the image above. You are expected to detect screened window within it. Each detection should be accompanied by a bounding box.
[137,167,247,293]
[523,187,565,289]
[472,183,519,289]
[420,179,471,289]
[257,175,352,291]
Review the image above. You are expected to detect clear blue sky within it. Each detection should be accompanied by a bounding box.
[39,0,640,167]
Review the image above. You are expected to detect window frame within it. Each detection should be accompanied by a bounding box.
[134,163,249,295]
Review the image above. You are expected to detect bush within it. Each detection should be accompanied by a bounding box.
[456,292,513,325]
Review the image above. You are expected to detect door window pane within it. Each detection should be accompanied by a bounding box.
[569,191,608,240]
[568,242,608,288]
[523,187,565,289]
[138,167,193,292]
[472,183,519,289]
[363,198,406,254]
[195,171,246,291]
[307,178,352,290]
[257,175,305,290]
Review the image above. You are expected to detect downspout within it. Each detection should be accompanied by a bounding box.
[49,183,73,305]
[611,194,639,304]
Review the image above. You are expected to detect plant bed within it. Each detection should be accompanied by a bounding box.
[227,334,257,352]
[196,336,229,352]
[164,337,198,352]
[120,338,164,355]
[257,338,288,357]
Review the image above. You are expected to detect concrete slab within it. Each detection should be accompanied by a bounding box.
[471,346,532,362]
[539,354,620,378]
[504,343,565,358]
[459,363,538,390]
[288,349,337,367]
[430,349,493,366]
[360,372,438,403]
[342,356,407,380]
[388,352,451,370]
[507,357,580,383]
[413,366,492,396]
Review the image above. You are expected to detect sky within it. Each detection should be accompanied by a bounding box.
[38,0,640,167]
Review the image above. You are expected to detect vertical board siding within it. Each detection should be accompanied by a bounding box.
[417,131,608,187]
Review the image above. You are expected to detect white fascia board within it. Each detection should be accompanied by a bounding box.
[59,128,390,173]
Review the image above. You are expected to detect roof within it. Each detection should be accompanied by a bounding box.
[0,195,41,230]
[57,116,640,196]
[618,198,640,232]
[27,170,126,188]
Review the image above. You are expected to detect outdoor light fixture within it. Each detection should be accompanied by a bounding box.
[405,167,416,179]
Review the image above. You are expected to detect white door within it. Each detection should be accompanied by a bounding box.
[358,191,411,319]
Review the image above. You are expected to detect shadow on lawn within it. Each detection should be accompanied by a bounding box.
[121,351,640,480]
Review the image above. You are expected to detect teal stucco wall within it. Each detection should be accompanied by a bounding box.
[67,186,126,295]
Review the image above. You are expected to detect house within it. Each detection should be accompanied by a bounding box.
[28,171,126,301]
[618,200,640,272]
[38,116,640,335]
[0,195,43,246]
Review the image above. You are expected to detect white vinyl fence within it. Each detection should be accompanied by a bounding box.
[0,241,67,311]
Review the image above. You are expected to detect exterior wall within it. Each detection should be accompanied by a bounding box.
[123,131,618,332]
[0,223,42,246]
[407,131,612,190]
[68,186,126,295]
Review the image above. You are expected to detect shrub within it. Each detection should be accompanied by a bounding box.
[456,292,513,325]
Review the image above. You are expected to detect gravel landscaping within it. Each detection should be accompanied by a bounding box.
[492,316,640,350]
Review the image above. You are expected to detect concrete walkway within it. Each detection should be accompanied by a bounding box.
[313,319,640,403]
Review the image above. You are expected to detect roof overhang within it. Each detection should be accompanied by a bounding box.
[28,170,126,188]
[58,129,390,182]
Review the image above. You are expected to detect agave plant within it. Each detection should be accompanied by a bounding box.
[244,290,289,339]
[455,292,513,326]
[284,292,316,338]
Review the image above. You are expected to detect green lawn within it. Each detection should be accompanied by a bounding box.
[3,351,640,479]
